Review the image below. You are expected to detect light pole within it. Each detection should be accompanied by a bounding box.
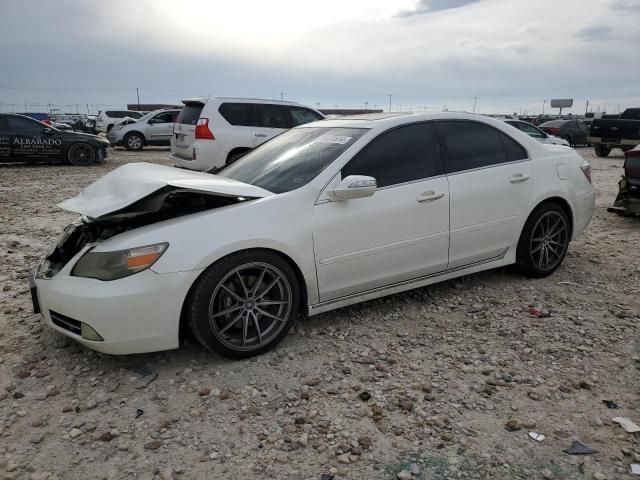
[542,100,546,115]
[473,97,478,114]
[388,94,392,112]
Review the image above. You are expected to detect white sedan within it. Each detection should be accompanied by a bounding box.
[32,113,595,358]
[502,119,571,147]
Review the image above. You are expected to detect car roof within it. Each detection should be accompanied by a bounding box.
[181,97,307,107]
[300,112,510,130]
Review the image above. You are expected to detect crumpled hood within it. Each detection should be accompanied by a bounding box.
[58,162,274,218]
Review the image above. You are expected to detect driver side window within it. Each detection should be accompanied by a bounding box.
[342,123,438,188]
[151,112,173,124]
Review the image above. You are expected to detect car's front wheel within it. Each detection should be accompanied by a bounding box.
[67,143,96,166]
[516,203,570,278]
[124,133,144,151]
[186,250,300,358]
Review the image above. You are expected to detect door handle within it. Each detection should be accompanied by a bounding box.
[417,191,445,202]
[254,133,267,138]
[509,173,530,183]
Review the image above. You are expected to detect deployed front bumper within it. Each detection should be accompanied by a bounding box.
[32,267,201,355]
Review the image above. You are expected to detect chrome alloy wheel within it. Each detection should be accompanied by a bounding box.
[208,262,292,351]
[529,211,568,271]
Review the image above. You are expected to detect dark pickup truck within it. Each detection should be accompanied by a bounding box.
[588,107,640,157]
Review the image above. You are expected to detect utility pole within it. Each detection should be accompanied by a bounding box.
[364,101,368,111]
[388,94,392,112]
[542,100,546,115]
[136,87,140,110]
[585,100,589,115]
[473,97,478,114]
[280,92,284,100]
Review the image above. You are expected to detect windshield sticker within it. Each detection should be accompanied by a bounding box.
[313,135,353,145]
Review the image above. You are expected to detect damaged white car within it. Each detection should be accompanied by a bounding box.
[31,113,595,358]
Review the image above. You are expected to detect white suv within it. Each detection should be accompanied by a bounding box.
[95,110,144,133]
[170,97,325,171]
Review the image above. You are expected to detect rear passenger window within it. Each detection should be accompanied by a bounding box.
[501,133,528,161]
[258,105,289,128]
[289,107,323,126]
[342,123,437,188]
[436,121,525,173]
[219,103,253,126]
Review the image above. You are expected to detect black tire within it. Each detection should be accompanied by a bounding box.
[124,132,144,151]
[186,250,300,359]
[516,203,570,278]
[594,144,611,157]
[67,143,96,166]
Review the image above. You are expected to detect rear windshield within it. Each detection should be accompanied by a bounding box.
[220,127,366,194]
[176,103,204,125]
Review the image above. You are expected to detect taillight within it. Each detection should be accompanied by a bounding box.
[580,160,591,183]
[545,127,561,136]
[195,118,214,140]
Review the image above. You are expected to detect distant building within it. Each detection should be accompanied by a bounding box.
[127,104,182,112]
[319,109,384,116]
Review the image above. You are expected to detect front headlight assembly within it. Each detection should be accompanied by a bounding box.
[72,243,168,281]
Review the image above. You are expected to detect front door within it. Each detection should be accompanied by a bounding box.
[147,111,177,143]
[435,120,533,268]
[313,122,450,301]
[9,116,64,161]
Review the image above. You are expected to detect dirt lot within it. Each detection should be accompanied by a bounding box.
[0,146,638,480]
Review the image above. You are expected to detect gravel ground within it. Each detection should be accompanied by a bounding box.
[0,146,638,480]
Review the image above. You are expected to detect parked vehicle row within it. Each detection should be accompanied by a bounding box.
[0,114,109,165]
[31,112,595,358]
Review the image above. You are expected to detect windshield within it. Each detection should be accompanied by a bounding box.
[219,127,366,194]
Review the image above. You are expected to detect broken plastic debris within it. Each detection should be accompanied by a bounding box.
[528,432,545,442]
[563,440,597,455]
[612,417,640,433]
[630,464,640,475]
[527,306,550,318]
[602,399,619,409]
[359,391,371,401]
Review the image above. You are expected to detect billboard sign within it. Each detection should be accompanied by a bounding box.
[550,99,573,108]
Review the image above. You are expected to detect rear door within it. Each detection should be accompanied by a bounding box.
[147,111,177,144]
[216,102,255,152]
[172,101,204,160]
[9,116,65,162]
[251,104,289,147]
[436,120,532,268]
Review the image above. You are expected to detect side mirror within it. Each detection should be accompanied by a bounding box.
[331,175,377,201]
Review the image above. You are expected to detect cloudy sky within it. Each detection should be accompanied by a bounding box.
[1,0,639,114]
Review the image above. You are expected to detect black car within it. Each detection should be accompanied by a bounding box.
[0,114,109,166]
[538,119,590,147]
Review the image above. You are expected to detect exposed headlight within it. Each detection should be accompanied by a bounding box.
[72,243,168,281]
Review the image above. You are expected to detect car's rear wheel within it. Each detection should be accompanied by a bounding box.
[124,133,144,151]
[516,203,570,278]
[594,144,611,157]
[67,143,96,166]
[186,250,300,358]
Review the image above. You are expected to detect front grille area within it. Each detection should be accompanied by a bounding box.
[50,310,82,336]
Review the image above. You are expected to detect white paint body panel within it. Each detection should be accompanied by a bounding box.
[36,112,595,355]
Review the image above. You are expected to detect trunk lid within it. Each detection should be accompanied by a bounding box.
[58,162,273,218]
[172,99,205,159]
